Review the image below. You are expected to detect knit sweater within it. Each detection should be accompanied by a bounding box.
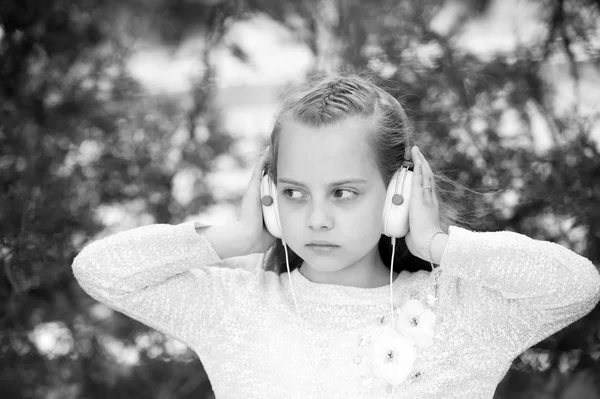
[72,221,600,399]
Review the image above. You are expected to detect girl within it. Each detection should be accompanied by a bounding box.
[72,74,600,398]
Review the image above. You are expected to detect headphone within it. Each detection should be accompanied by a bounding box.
[258,115,414,398]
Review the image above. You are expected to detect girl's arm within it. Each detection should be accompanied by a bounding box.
[72,221,259,350]
[438,225,600,357]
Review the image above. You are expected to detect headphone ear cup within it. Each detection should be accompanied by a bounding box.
[382,168,412,238]
[260,172,283,239]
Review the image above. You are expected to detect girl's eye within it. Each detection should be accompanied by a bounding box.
[281,188,357,201]
[333,189,357,200]
[281,188,305,200]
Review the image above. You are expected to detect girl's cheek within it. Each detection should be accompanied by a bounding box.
[279,207,298,228]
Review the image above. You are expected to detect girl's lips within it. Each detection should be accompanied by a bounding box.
[306,245,339,253]
[307,241,338,246]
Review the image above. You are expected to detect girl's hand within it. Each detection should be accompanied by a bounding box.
[404,146,446,262]
[234,146,278,254]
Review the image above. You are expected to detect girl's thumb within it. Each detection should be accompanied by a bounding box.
[250,146,270,187]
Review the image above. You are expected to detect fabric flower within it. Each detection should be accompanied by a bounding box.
[368,325,417,385]
[395,298,436,348]
[357,298,437,386]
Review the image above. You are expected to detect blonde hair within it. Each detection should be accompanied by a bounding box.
[261,73,472,275]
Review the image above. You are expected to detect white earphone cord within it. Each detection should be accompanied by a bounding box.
[283,240,326,398]
[283,237,398,399]
[389,236,397,397]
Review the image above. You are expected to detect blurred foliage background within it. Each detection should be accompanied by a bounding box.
[1,0,600,398]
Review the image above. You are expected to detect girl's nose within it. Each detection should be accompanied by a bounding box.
[308,204,333,231]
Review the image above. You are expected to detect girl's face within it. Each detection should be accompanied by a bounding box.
[276,116,387,274]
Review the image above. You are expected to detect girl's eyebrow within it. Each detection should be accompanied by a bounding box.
[277,178,368,188]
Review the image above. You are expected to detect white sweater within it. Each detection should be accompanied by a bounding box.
[72,221,600,398]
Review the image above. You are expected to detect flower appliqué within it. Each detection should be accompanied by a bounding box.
[396,298,436,348]
[358,297,437,386]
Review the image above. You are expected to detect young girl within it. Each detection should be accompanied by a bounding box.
[72,74,600,399]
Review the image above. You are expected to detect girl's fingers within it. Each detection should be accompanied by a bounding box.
[418,148,436,204]
[411,146,423,199]
[419,149,433,182]
[250,146,270,188]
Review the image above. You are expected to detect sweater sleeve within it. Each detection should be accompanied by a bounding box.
[71,221,260,350]
[438,225,600,357]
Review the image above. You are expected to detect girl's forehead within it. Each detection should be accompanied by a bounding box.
[277,117,379,183]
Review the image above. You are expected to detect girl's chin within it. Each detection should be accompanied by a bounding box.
[300,254,348,271]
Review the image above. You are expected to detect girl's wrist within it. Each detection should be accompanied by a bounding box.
[197,223,249,259]
[428,232,449,265]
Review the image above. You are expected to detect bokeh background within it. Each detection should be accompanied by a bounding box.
[2,0,600,398]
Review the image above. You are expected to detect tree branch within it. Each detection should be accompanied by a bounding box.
[543,0,565,59]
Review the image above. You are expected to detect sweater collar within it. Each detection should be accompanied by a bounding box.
[285,267,409,305]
